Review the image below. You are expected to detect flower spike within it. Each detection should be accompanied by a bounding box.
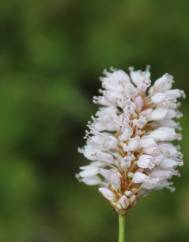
[77,67,184,215]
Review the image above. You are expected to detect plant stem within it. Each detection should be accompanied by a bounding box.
[118,214,125,242]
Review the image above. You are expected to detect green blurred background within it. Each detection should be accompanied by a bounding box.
[0,0,188,241]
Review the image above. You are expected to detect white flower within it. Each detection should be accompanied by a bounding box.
[137,155,153,169]
[99,187,116,201]
[77,67,184,215]
[132,172,147,183]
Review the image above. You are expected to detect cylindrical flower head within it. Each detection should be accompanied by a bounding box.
[77,67,184,215]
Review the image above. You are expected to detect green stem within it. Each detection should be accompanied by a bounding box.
[118,214,125,242]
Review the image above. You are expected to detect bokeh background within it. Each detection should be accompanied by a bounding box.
[0,0,189,242]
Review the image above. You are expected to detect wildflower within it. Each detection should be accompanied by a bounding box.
[77,67,184,215]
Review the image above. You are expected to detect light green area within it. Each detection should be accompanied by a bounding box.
[119,215,126,242]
